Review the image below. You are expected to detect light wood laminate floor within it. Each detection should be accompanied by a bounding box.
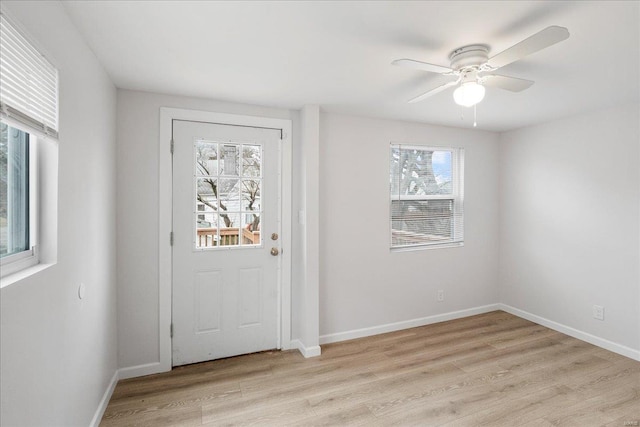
[101,311,640,426]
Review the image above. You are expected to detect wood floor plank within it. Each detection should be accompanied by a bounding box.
[100,311,640,426]
[570,362,640,395]
[101,404,202,427]
[443,385,580,426]
[365,365,514,417]
[450,336,563,373]
[541,386,639,426]
[294,402,377,427]
[483,323,560,349]
[104,383,242,419]
[604,413,640,427]
[202,398,313,426]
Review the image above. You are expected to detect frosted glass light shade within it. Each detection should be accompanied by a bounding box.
[453,82,485,107]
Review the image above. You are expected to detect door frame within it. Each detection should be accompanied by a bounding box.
[158,107,292,372]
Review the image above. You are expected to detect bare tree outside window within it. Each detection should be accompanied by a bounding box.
[242,145,261,231]
[390,145,463,248]
[194,141,262,248]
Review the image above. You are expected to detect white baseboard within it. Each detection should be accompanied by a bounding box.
[90,369,118,427]
[499,304,640,361]
[290,339,322,358]
[118,361,165,380]
[319,304,501,345]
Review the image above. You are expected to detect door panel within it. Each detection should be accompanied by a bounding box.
[238,267,262,327]
[195,270,222,333]
[172,120,281,366]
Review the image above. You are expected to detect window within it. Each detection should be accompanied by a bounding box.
[390,144,464,249]
[0,13,58,279]
[0,124,37,274]
[194,141,263,249]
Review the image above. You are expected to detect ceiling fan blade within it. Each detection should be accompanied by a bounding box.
[481,74,534,92]
[488,26,569,69]
[392,59,453,74]
[408,79,459,103]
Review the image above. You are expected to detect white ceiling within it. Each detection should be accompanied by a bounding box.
[62,0,639,132]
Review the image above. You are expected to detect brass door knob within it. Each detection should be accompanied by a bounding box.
[270,247,279,256]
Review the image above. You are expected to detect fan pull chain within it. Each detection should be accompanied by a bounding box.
[473,104,478,127]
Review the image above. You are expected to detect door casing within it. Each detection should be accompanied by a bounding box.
[158,107,292,374]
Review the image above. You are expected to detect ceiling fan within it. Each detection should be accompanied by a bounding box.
[393,26,570,107]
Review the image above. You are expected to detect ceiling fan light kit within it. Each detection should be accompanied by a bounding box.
[453,81,486,107]
[392,26,570,121]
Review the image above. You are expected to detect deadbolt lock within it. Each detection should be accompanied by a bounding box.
[271,233,279,241]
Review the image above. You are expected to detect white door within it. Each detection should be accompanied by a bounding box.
[172,120,282,366]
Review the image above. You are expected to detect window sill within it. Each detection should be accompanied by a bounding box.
[0,262,55,289]
[391,242,464,253]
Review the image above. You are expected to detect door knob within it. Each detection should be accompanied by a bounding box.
[270,247,279,256]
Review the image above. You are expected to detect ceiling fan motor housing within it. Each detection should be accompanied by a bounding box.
[449,44,490,70]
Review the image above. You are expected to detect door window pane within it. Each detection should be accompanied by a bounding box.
[196,178,218,211]
[196,213,219,248]
[219,212,240,247]
[220,144,239,176]
[218,178,240,207]
[241,180,261,211]
[194,141,262,249]
[195,141,218,176]
[242,213,260,245]
[242,145,261,177]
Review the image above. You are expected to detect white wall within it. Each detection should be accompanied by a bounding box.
[296,105,321,355]
[499,103,640,353]
[116,90,301,371]
[319,113,500,339]
[0,1,118,426]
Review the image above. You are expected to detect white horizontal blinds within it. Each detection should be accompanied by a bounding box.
[390,144,464,248]
[0,14,59,138]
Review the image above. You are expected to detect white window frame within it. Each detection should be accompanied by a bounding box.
[390,144,464,251]
[0,11,58,283]
[0,122,39,277]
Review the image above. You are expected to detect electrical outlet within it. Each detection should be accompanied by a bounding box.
[437,290,444,302]
[593,305,604,321]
